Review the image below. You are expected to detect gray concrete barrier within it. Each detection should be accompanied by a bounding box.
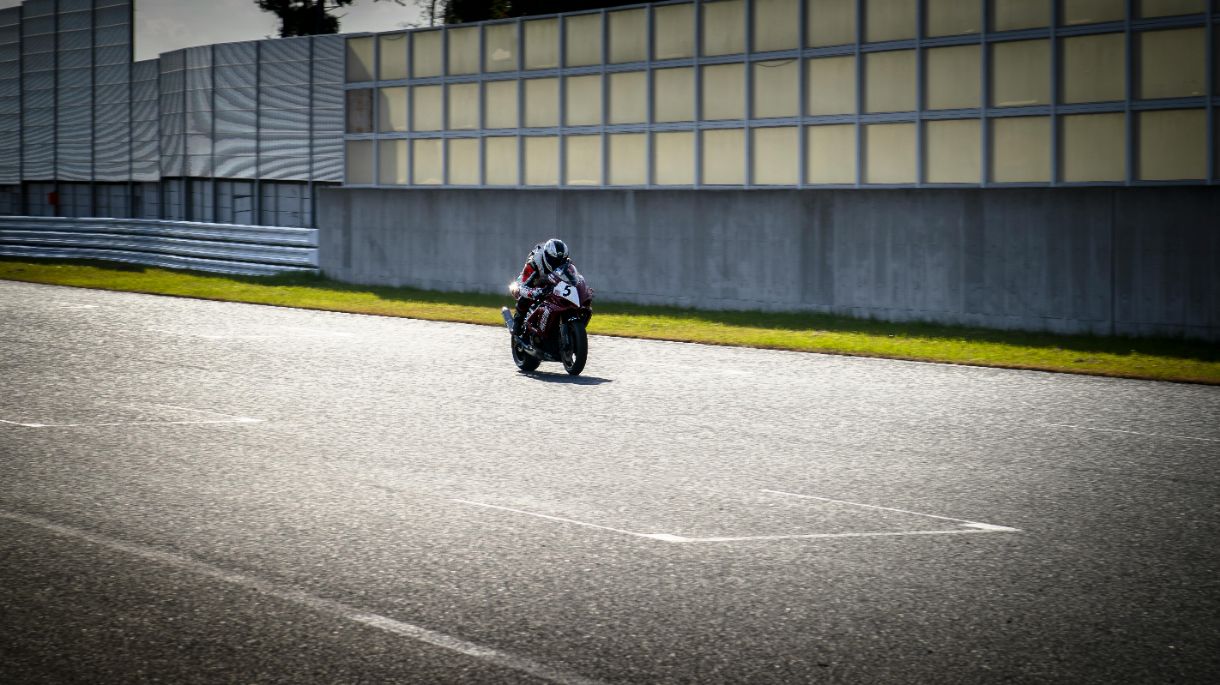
[318,187,1219,341]
[0,216,318,276]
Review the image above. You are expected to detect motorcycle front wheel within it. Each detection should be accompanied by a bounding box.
[561,319,588,376]
[511,335,540,372]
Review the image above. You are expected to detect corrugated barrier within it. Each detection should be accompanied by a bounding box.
[0,216,318,276]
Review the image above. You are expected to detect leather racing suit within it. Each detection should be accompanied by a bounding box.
[512,244,564,335]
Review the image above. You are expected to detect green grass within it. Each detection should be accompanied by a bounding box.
[3,257,1218,385]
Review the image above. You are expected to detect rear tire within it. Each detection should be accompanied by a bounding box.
[561,319,588,376]
[511,335,540,372]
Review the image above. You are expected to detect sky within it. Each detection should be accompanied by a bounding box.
[0,0,427,60]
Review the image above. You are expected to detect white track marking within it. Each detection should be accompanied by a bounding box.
[761,490,1020,531]
[452,497,1021,543]
[0,418,262,428]
[642,528,1015,543]
[0,508,606,685]
[149,327,352,340]
[1039,423,1219,443]
[0,403,262,429]
[450,499,646,538]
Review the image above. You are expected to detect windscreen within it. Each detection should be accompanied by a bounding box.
[554,262,580,284]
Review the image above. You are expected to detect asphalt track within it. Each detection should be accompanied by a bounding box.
[1,279,1218,684]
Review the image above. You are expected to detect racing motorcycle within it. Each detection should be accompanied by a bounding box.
[501,262,593,376]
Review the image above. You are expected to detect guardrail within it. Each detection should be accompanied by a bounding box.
[0,216,318,276]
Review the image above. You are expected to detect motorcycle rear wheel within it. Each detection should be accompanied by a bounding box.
[561,319,588,376]
[511,335,540,372]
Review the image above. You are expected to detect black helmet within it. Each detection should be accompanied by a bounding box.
[540,238,569,272]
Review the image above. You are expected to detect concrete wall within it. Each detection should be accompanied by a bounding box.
[318,187,1220,341]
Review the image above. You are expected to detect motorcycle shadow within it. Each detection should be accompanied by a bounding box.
[517,370,613,385]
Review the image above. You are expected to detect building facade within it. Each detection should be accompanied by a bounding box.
[342,0,1217,190]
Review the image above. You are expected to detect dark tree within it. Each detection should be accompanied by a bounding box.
[256,0,406,37]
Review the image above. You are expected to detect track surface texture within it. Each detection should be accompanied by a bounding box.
[1,280,1218,684]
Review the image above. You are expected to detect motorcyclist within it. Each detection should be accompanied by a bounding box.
[510,238,571,337]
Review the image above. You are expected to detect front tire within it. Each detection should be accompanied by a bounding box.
[511,335,540,372]
[561,319,588,376]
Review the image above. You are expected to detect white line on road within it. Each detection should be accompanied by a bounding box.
[761,490,1020,531]
[1039,423,1219,443]
[644,528,1016,543]
[0,508,606,685]
[452,497,1021,543]
[0,403,263,429]
[450,499,646,538]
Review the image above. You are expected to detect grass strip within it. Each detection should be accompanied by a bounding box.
[2,257,1218,385]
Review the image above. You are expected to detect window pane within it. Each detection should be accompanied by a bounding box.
[927,0,980,37]
[346,89,373,133]
[1139,28,1205,99]
[1139,109,1206,180]
[865,123,916,184]
[992,0,1050,30]
[346,36,374,82]
[753,126,799,185]
[1063,0,1125,25]
[609,133,648,185]
[807,55,856,115]
[755,0,798,52]
[412,138,443,185]
[655,3,695,60]
[524,77,558,128]
[609,8,647,63]
[378,139,407,185]
[991,116,1050,182]
[865,50,916,113]
[753,59,799,118]
[448,26,479,75]
[565,14,602,67]
[1062,112,1125,182]
[1139,0,1205,17]
[378,34,407,81]
[485,136,519,185]
[412,85,442,131]
[867,0,916,42]
[448,82,479,130]
[346,140,374,184]
[806,124,856,183]
[485,23,518,72]
[808,0,856,47]
[610,71,647,124]
[703,63,745,120]
[448,138,480,185]
[565,135,602,186]
[991,40,1050,107]
[524,19,559,70]
[703,0,745,56]
[377,86,407,132]
[654,67,695,122]
[654,131,695,185]
[925,119,980,183]
[412,30,442,78]
[525,136,559,185]
[926,45,980,110]
[566,75,602,126]
[485,80,518,129]
[702,128,745,184]
[1062,33,1125,103]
